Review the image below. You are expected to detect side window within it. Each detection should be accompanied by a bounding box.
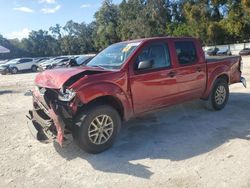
[25,59,32,63]
[135,43,171,71]
[20,59,32,63]
[19,59,25,63]
[175,41,197,65]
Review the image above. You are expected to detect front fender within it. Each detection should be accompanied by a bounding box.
[76,82,133,120]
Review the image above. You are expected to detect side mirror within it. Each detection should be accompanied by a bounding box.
[138,59,154,70]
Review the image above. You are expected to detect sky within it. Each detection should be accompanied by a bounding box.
[0,0,121,40]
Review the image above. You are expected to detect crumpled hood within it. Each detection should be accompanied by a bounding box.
[35,67,107,89]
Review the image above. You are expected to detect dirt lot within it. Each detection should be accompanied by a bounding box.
[1,57,250,188]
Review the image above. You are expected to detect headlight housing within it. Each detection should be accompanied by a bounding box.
[58,88,76,101]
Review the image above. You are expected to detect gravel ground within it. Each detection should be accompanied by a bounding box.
[1,57,250,188]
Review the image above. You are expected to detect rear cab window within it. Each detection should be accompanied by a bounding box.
[175,41,197,65]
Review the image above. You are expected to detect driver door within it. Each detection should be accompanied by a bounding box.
[130,42,178,114]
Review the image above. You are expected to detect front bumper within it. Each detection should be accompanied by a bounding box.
[241,77,247,88]
[27,90,73,146]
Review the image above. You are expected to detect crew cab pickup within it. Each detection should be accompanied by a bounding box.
[27,37,246,153]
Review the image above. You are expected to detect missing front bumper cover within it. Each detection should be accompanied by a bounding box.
[27,110,55,143]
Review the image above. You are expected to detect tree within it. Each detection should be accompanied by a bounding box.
[59,20,97,54]
[49,24,62,39]
[26,30,59,56]
[94,0,119,50]
[1,0,250,60]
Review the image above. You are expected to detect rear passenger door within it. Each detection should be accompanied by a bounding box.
[173,40,206,100]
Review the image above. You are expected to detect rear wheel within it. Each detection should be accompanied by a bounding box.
[72,104,121,154]
[11,67,18,74]
[206,78,229,110]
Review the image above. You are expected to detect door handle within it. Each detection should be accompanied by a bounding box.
[168,71,176,78]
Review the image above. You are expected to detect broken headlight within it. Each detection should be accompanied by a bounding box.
[58,88,76,102]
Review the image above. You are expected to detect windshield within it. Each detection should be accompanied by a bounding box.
[87,42,141,70]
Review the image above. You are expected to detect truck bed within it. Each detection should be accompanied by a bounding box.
[205,55,242,91]
[206,55,240,63]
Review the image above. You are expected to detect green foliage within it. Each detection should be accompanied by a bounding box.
[117,0,172,40]
[94,0,119,50]
[1,0,250,60]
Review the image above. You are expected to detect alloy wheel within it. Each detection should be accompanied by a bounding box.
[215,85,226,105]
[88,115,114,145]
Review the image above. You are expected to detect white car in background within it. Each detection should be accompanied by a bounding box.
[8,58,38,74]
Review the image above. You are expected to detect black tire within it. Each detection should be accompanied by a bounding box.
[206,78,229,111]
[72,104,121,154]
[11,67,18,74]
[31,65,37,72]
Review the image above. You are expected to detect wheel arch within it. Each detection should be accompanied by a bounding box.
[75,82,133,121]
[202,72,229,99]
[217,74,229,83]
[78,95,125,121]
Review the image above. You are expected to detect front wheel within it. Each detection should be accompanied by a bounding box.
[72,105,121,154]
[11,67,18,74]
[206,78,229,111]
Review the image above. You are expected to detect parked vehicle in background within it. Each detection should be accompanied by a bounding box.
[206,47,219,56]
[0,60,11,75]
[239,48,250,56]
[27,37,246,154]
[0,59,8,65]
[54,54,95,68]
[34,57,50,64]
[48,57,70,68]
[216,48,232,56]
[76,54,95,65]
[36,58,52,66]
[2,58,38,74]
[38,57,69,71]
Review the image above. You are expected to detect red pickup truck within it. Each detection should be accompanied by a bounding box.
[27,37,246,153]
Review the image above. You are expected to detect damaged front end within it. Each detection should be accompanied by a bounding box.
[27,86,78,146]
[27,67,109,146]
